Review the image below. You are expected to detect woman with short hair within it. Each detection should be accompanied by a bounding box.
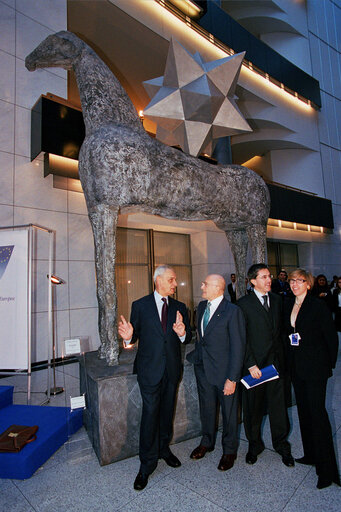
[283,268,340,489]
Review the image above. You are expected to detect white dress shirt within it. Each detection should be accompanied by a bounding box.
[201,294,224,336]
[253,288,270,308]
[248,289,269,371]
[154,290,186,342]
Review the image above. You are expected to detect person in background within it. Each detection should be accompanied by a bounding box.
[332,276,341,336]
[283,268,340,489]
[227,273,237,303]
[271,269,292,298]
[330,275,338,292]
[311,274,333,311]
[245,277,253,294]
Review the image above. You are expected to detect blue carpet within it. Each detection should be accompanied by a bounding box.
[0,386,83,479]
[0,385,13,409]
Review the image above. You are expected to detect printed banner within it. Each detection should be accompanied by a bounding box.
[0,230,29,369]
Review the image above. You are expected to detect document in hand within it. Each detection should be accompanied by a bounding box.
[241,364,279,389]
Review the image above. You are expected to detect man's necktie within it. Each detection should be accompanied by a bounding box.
[203,301,211,332]
[262,295,269,312]
[161,297,168,333]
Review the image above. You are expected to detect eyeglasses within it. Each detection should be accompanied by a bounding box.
[201,282,219,287]
[256,274,273,280]
[288,278,307,284]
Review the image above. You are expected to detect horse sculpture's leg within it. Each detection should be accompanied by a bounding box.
[246,224,267,264]
[224,228,248,299]
[88,204,119,366]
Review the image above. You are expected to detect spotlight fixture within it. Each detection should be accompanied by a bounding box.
[47,274,65,285]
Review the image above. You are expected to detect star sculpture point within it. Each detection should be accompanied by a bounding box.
[143,38,252,157]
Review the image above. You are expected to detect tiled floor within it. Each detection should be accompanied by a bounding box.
[1,350,340,512]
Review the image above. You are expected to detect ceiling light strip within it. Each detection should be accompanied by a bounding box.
[155,0,316,109]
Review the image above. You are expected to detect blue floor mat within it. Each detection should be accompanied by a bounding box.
[0,392,83,479]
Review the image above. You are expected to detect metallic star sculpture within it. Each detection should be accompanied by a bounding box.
[143,38,252,157]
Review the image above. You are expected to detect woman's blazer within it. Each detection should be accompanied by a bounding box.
[283,294,338,381]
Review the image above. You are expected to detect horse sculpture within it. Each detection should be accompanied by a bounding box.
[25,31,270,366]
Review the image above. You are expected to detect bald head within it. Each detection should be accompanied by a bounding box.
[201,274,226,301]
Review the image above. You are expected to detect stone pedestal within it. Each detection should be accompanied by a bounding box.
[79,344,201,466]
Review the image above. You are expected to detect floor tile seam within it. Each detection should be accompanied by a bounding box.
[109,472,176,512]
[112,471,228,512]
[280,470,317,512]
[11,480,39,511]
[332,424,341,436]
[166,471,234,511]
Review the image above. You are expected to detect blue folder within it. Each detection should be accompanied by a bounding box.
[241,364,279,389]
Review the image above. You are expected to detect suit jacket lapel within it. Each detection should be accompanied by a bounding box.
[250,291,272,327]
[295,293,310,329]
[148,293,164,336]
[167,297,178,334]
[197,301,206,341]
[268,292,279,329]
[202,298,227,337]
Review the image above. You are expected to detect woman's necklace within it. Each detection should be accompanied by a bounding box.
[295,299,303,308]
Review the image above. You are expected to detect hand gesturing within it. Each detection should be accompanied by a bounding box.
[173,310,185,337]
[118,315,133,342]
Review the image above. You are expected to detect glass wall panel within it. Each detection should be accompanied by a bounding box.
[116,228,194,327]
[171,265,193,325]
[116,228,151,321]
[153,231,191,265]
[117,228,149,264]
[267,241,278,278]
[267,241,298,277]
[116,265,150,321]
[279,243,298,274]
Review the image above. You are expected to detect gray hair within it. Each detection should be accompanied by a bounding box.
[153,264,174,283]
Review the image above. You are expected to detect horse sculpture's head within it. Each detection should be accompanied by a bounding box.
[25,31,82,72]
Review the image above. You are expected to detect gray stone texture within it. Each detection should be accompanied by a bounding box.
[25,31,270,366]
[79,348,202,466]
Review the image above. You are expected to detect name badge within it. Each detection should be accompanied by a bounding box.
[289,332,301,346]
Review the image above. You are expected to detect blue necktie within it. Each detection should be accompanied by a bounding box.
[203,301,211,332]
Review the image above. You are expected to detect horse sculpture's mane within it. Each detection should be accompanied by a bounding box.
[26,31,142,135]
[26,31,270,365]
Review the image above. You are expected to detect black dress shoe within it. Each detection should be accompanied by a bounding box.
[190,445,214,460]
[245,452,257,464]
[134,472,149,491]
[218,453,237,471]
[295,456,315,466]
[162,452,181,468]
[316,476,332,489]
[282,455,295,467]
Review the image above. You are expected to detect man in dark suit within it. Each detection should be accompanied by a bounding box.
[227,273,237,303]
[237,263,294,467]
[271,269,293,298]
[118,265,192,491]
[187,274,246,471]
